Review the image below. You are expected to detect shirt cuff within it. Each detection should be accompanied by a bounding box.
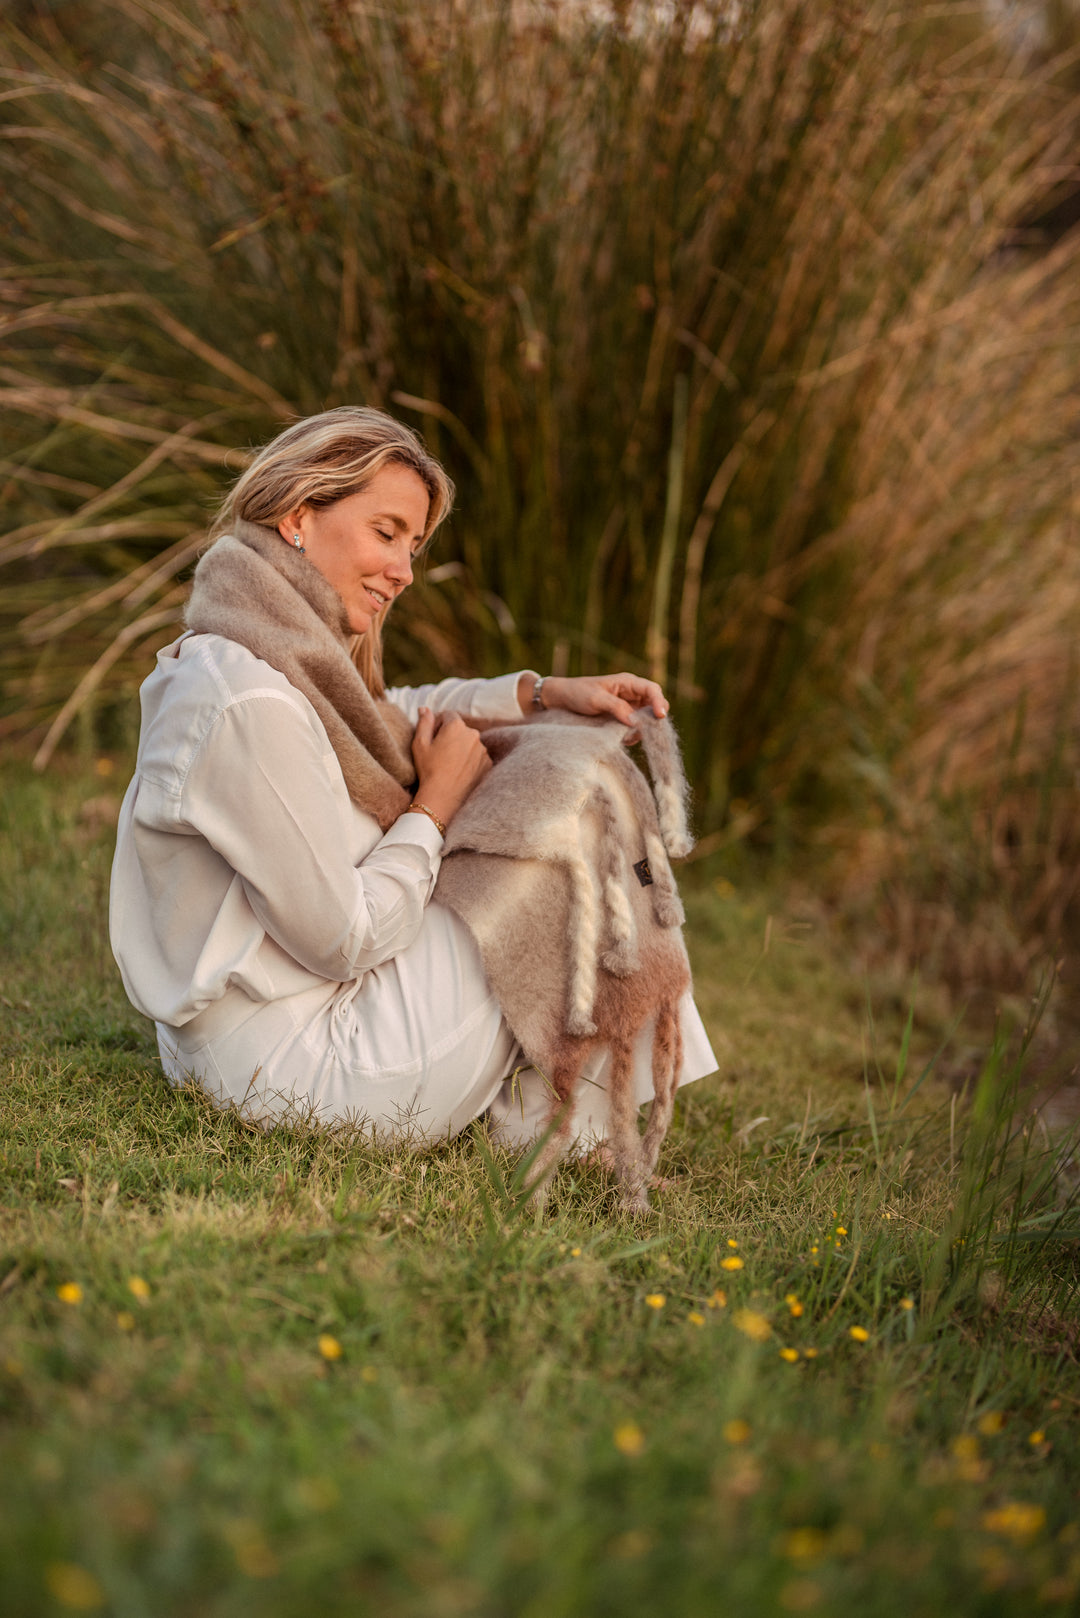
[481,670,532,720]
[379,806,446,866]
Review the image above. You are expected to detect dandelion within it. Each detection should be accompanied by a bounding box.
[727,1239,739,1249]
[982,1502,1046,1543]
[116,1312,136,1332]
[782,1526,828,1564]
[1029,1429,1046,1446]
[733,1309,771,1342]
[127,1277,150,1301]
[785,1294,804,1317]
[720,1256,744,1271]
[614,1422,645,1457]
[56,1283,82,1306]
[803,1347,819,1359]
[780,1347,800,1363]
[810,1246,818,1255]
[978,1412,1006,1436]
[688,1311,705,1327]
[723,1418,751,1445]
[708,1289,727,1309]
[835,1226,848,1237]
[570,1247,581,1257]
[45,1563,105,1610]
[900,1298,915,1311]
[318,1334,343,1361]
[644,1293,666,1309]
[849,1326,870,1343]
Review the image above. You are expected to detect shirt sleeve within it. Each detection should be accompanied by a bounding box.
[178,690,444,981]
[384,670,529,725]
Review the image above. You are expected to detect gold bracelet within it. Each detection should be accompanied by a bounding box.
[406,801,447,837]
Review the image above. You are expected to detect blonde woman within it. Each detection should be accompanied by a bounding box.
[110,407,716,1150]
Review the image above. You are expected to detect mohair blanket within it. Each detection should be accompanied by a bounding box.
[185,519,416,830]
[434,710,695,1209]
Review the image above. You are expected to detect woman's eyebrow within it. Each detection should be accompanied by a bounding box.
[374,511,418,535]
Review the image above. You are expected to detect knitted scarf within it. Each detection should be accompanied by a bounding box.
[184,519,416,830]
[434,711,696,1210]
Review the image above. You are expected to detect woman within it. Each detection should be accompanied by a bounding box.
[110,407,716,1151]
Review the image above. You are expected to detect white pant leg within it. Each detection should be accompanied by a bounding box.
[159,904,518,1141]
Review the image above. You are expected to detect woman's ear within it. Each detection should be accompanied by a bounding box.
[277,504,307,543]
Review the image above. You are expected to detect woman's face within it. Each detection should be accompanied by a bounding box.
[280,463,430,637]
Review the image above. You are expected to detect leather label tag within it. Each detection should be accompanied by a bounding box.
[633,858,654,887]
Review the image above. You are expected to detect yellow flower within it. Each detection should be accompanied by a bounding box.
[720,1256,744,1271]
[570,1247,582,1258]
[782,1526,827,1565]
[952,1435,980,1462]
[727,1238,739,1249]
[810,1245,818,1255]
[1029,1429,1046,1446]
[733,1308,772,1342]
[360,1366,378,1384]
[835,1226,848,1237]
[978,1411,1006,1436]
[779,1347,800,1363]
[127,1276,150,1301]
[56,1283,83,1306]
[723,1418,751,1445]
[116,1312,136,1332]
[318,1334,343,1361]
[900,1297,915,1311]
[613,1421,645,1457]
[644,1293,666,1309]
[708,1288,728,1309]
[982,1502,1046,1543]
[803,1347,819,1359]
[688,1311,705,1327]
[849,1326,869,1343]
[45,1563,105,1609]
[785,1294,804,1317]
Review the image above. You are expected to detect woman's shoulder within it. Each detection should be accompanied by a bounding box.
[135,632,321,790]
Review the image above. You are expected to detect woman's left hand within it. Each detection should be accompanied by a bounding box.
[518,672,669,726]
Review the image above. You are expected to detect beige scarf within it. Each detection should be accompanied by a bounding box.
[184,519,416,830]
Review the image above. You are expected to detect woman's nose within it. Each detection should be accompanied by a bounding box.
[387,542,413,586]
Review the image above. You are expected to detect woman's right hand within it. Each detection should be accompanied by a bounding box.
[410,706,492,829]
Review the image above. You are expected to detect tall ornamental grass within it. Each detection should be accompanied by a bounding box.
[3,0,1080,977]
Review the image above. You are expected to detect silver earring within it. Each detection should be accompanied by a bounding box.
[292,532,305,555]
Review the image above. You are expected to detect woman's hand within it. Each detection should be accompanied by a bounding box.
[410,706,492,829]
[516,672,669,726]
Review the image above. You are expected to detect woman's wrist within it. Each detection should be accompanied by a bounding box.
[516,671,542,714]
[406,800,447,837]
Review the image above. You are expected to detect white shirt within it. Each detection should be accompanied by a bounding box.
[110,632,526,1031]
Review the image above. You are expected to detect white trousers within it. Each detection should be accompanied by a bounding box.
[157,902,717,1149]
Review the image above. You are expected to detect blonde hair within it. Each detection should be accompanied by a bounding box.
[213,407,455,696]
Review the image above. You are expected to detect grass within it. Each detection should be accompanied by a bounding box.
[2,756,1079,1615]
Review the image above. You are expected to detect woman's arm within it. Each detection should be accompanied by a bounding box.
[515,672,669,724]
[177,693,445,982]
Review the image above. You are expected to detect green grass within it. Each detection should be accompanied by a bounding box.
[2,756,1079,1616]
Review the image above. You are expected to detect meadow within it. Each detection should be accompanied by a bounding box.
[2,755,1078,1616]
[4,1,1080,1611]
